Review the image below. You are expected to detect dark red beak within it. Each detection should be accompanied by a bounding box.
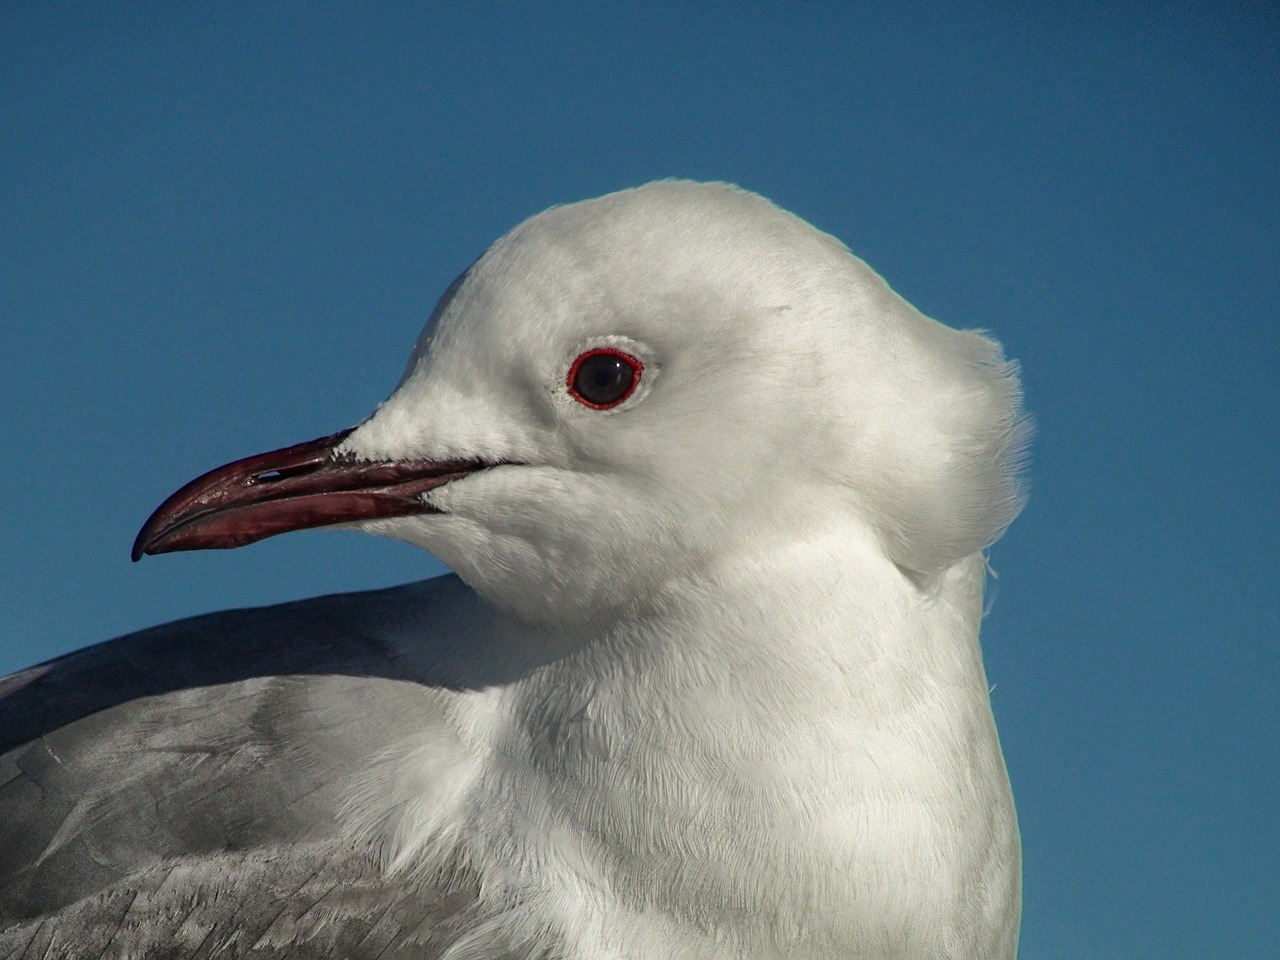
[132,429,489,561]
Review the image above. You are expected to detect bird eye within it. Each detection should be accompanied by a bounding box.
[567,348,644,409]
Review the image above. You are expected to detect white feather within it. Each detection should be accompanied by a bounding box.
[337,181,1026,958]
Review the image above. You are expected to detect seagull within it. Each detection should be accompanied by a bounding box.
[0,181,1028,959]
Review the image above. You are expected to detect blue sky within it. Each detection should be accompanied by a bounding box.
[2,3,1276,957]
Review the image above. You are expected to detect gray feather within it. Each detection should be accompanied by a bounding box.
[0,578,502,959]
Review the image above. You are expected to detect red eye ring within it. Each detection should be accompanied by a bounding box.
[566,347,644,410]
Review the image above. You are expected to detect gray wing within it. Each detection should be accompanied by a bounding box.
[0,578,486,959]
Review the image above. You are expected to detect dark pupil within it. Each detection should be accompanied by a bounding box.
[575,354,633,405]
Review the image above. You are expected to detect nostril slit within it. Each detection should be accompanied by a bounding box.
[251,463,323,484]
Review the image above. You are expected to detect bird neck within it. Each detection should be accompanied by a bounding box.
[496,528,1021,959]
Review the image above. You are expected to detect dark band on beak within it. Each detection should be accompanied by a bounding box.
[132,429,489,560]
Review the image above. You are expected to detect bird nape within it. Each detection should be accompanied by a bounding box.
[0,181,1029,960]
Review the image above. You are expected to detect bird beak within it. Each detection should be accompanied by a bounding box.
[132,428,487,561]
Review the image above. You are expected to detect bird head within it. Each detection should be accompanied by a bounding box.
[135,181,1028,623]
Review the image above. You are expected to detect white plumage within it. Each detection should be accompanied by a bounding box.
[0,181,1028,959]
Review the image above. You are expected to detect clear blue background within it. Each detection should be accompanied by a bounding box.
[2,4,1276,957]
